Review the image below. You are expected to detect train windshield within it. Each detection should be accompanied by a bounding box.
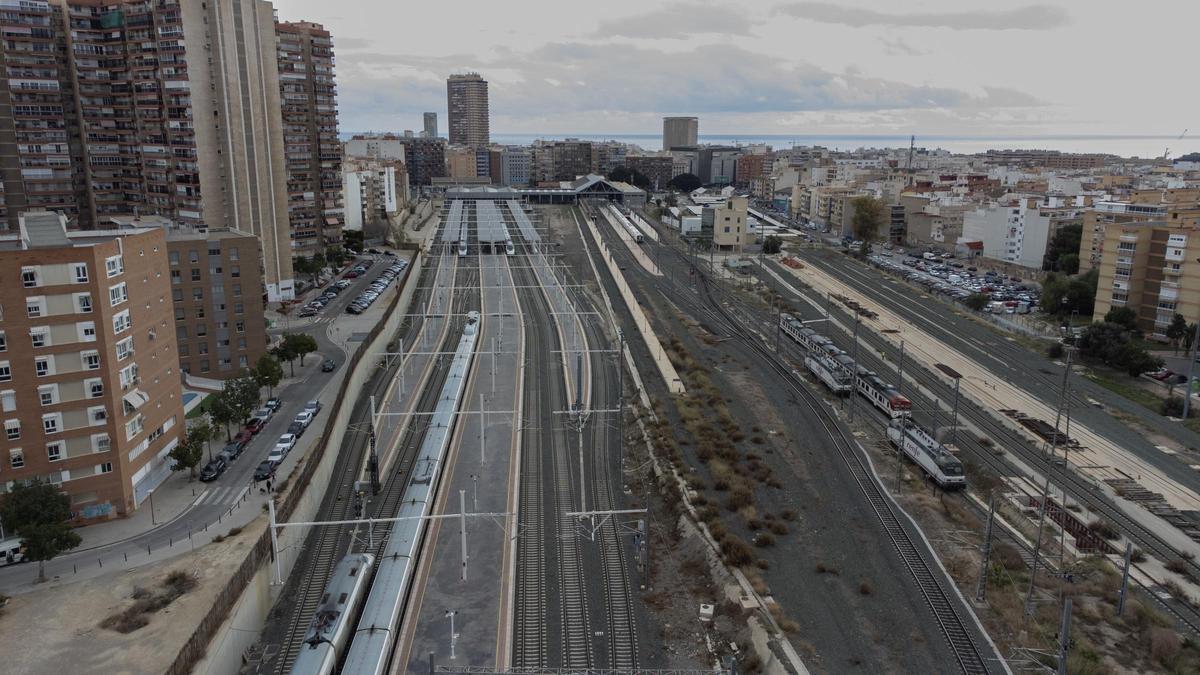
[937,455,964,475]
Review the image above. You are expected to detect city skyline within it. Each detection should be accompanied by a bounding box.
[273,0,1197,139]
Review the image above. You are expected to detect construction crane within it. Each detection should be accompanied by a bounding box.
[1162,128,1188,160]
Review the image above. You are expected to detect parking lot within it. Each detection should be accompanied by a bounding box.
[866,249,1042,314]
[296,253,408,318]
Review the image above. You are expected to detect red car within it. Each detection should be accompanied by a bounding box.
[343,270,359,279]
[234,429,254,445]
[245,418,266,435]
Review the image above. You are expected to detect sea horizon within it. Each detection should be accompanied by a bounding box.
[340,131,1190,159]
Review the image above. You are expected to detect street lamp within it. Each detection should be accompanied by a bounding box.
[147,489,156,526]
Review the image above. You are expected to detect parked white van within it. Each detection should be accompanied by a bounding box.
[0,537,26,566]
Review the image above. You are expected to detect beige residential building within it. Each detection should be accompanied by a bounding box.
[446,146,479,179]
[1092,221,1200,340]
[1078,191,1200,273]
[701,196,750,251]
[0,213,184,521]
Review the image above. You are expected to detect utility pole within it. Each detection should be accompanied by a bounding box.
[850,314,861,421]
[1118,542,1133,615]
[1025,346,1072,619]
[896,340,905,396]
[975,492,996,604]
[1057,598,1073,675]
[460,490,468,581]
[368,395,380,494]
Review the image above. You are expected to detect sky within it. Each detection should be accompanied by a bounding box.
[273,0,1199,138]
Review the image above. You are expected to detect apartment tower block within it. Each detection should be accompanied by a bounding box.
[446,73,489,147]
[0,0,298,301]
[276,20,343,257]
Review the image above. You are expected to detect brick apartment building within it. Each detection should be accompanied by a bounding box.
[107,217,268,378]
[0,213,184,520]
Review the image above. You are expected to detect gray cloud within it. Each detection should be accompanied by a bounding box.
[880,36,926,56]
[333,41,1043,132]
[774,3,1070,30]
[332,36,372,51]
[593,2,755,38]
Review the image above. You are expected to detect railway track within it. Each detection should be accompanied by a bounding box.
[265,253,446,674]
[720,250,1200,640]
[790,283,1200,632]
[660,245,993,675]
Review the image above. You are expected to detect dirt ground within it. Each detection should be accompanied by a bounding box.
[0,519,263,674]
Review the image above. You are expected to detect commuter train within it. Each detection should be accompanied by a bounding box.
[289,553,376,675]
[334,311,480,675]
[607,204,645,243]
[855,367,912,419]
[886,419,966,489]
[505,239,515,256]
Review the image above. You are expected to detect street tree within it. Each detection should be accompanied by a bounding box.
[0,479,82,582]
[762,235,782,255]
[286,333,319,367]
[168,431,204,479]
[964,293,991,311]
[667,173,701,193]
[208,389,239,441]
[229,375,261,424]
[1104,306,1140,333]
[1166,313,1189,353]
[254,354,284,398]
[850,196,884,243]
[191,418,216,462]
[1042,223,1082,272]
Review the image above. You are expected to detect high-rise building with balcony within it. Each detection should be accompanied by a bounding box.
[446,73,489,147]
[0,212,184,521]
[276,20,344,257]
[0,0,299,301]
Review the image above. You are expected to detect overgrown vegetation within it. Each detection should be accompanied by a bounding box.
[100,570,198,633]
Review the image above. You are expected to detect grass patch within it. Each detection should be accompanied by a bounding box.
[1085,373,1164,414]
[185,393,216,419]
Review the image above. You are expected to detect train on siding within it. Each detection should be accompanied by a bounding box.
[607,204,645,243]
[855,366,912,419]
[288,554,375,675]
[887,419,966,489]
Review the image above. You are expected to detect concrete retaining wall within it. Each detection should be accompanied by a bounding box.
[579,210,685,394]
[178,247,424,674]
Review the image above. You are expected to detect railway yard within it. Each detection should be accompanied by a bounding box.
[234,196,1200,675]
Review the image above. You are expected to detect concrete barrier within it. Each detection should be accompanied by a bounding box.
[177,246,424,674]
[579,210,685,394]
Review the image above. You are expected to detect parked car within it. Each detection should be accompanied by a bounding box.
[343,270,360,279]
[304,400,322,415]
[287,421,306,438]
[368,247,383,254]
[245,418,266,434]
[234,429,254,446]
[254,461,277,481]
[221,441,245,460]
[199,457,228,482]
[275,433,297,453]
[265,398,282,412]
[321,358,337,372]
[298,306,318,318]
[251,407,273,423]
[266,447,287,464]
[293,410,315,429]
